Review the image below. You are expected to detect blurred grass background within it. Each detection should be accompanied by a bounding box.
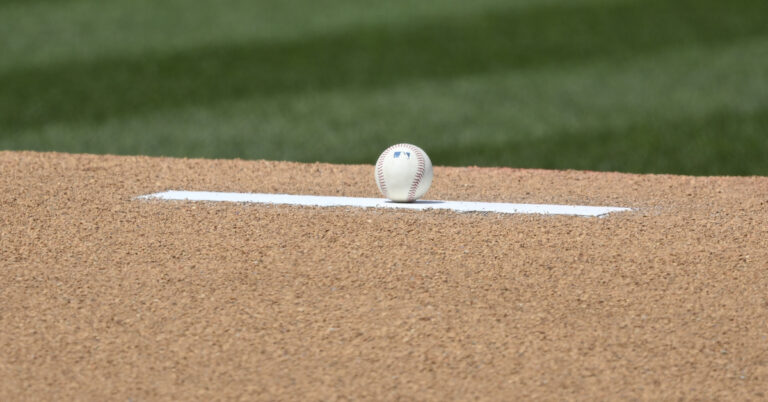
[1,0,766,175]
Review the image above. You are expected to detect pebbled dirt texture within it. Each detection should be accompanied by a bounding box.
[1,151,767,401]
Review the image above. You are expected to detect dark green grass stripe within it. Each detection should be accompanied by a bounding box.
[427,107,768,176]
[0,0,52,5]
[1,0,767,133]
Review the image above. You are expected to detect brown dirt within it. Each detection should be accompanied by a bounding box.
[1,150,767,401]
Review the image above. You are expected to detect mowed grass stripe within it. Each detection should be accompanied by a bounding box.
[431,106,768,176]
[5,38,766,175]
[0,0,555,72]
[2,0,767,134]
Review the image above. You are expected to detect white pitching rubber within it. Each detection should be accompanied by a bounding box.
[138,191,631,217]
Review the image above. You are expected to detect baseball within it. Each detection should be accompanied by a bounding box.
[374,143,433,202]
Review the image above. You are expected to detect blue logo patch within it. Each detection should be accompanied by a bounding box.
[393,151,411,159]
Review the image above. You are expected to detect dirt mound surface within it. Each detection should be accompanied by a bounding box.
[1,151,767,400]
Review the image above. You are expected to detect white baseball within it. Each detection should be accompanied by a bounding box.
[374,143,433,202]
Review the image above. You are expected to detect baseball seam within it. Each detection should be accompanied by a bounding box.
[404,144,426,202]
[376,146,394,198]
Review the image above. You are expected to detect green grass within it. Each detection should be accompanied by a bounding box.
[1,0,767,175]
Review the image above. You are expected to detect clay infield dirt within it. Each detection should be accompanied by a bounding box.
[1,150,767,400]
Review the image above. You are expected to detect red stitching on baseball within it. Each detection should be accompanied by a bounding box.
[376,146,395,198]
[404,144,426,202]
